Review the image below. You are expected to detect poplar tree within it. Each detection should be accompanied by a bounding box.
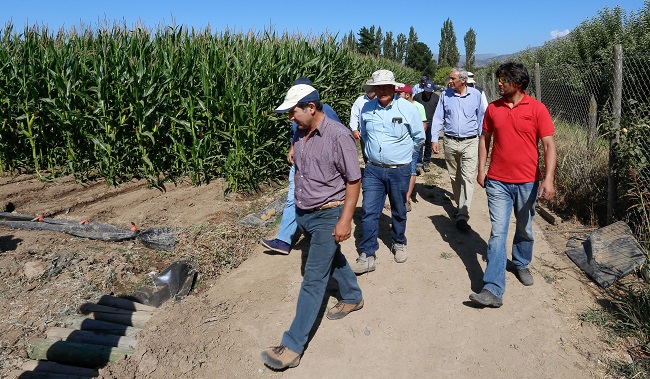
[438,18,460,67]
[464,28,477,71]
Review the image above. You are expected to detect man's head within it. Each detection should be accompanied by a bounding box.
[448,68,468,93]
[466,71,476,87]
[395,83,413,101]
[495,62,529,97]
[363,69,403,107]
[275,83,323,129]
[420,75,428,85]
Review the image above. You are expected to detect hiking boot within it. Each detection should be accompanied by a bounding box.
[260,345,301,369]
[392,243,407,263]
[514,268,534,286]
[260,238,290,255]
[423,162,431,172]
[405,200,412,212]
[326,299,364,320]
[469,289,503,308]
[455,219,471,231]
[352,253,376,274]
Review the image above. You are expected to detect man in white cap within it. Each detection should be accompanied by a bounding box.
[260,82,364,370]
[467,71,489,107]
[353,69,425,274]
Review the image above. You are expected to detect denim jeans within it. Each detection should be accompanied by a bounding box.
[483,178,538,298]
[276,165,297,245]
[358,163,411,256]
[281,206,363,354]
[418,122,432,164]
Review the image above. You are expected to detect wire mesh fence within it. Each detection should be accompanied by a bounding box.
[475,48,650,250]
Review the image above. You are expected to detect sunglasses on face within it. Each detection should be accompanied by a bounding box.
[498,77,511,84]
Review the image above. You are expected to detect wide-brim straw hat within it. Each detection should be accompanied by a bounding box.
[362,69,404,92]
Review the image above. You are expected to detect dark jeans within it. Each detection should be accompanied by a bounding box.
[418,122,432,164]
[281,206,363,354]
[358,163,411,256]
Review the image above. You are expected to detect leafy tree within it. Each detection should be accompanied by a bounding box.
[383,31,396,61]
[405,41,433,72]
[433,66,453,86]
[375,26,383,56]
[464,28,476,71]
[396,33,407,63]
[357,26,375,55]
[342,30,357,51]
[438,18,460,67]
[424,59,438,79]
[405,26,418,63]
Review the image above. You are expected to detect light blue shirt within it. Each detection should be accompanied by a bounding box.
[412,83,425,96]
[360,97,425,165]
[431,87,487,140]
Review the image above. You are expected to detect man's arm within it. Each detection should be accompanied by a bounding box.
[538,135,557,200]
[349,98,361,140]
[430,95,445,154]
[477,131,492,188]
[333,179,360,243]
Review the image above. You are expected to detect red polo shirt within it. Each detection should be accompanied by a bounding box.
[482,93,554,182]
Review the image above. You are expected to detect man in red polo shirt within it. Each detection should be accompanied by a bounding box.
[470,62,557,308]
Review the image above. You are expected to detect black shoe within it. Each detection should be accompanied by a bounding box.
[422,162,431,172]
[456,219,471,231]
[514,268,534,286]
[469,289,503,308]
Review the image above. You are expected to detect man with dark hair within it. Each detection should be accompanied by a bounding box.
[431,68,487,231]
[353,70,425,273]
[470,62,557,308]
[412,75,428,96]
[413,80,440,173]
[261,83,363,369]
[260,77,340,255]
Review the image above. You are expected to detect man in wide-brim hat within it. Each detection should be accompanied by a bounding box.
[353,70,425,274]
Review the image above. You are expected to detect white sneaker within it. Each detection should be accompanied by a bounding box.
[392,243,407,263]
[352,253,376,274]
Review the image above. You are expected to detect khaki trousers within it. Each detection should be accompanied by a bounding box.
[442,136,479,221]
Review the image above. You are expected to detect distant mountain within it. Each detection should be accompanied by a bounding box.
[432,49,539,68]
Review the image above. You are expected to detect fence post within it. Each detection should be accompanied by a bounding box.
[588,94,597,148]
[535,63,541,101]
[608,44,622,224]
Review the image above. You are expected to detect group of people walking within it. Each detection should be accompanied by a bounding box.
[260,62,557,370]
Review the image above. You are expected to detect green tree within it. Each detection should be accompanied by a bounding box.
[396,33,407,64]
[383,31,396,61]
[433,66,453,86]
[374,26,383,56]
[405,26,418,63]
[405,41,433,72]
[357,26,375,55]
[438,18,460,67]
[464,28,476,71]
[342,30,357,51]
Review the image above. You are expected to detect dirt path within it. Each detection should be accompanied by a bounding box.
[98,157,610,378]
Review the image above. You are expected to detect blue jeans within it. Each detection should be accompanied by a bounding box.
[276,165,297,245]
[281,206,363,354]
[358,163,411,256]
[483,179,538,298]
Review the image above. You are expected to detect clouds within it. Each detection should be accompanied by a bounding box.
[550,29,570,39]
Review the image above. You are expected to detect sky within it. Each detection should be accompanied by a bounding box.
[1,0,646,56]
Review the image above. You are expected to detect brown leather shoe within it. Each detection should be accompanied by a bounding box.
[326,299,364,320]
[260,345,301,369]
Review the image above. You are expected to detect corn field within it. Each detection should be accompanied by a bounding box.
[0,21,418,192]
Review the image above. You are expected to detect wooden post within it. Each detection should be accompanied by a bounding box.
[27,338,135,368]
[65,317,141,337]
[535,63,542,101]
[47,327,137,349]
[608,44,623,224]
[22,360,99,377]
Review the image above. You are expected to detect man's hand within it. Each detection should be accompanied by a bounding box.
[432,141,440,154]
[352,130,361,140]
[287,146,294,164]
[333,219,352,243]
[538,180,556,201]
[477,170,487,188]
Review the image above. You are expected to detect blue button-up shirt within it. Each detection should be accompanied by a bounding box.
[360,97,425,165]
[431,87,487,140]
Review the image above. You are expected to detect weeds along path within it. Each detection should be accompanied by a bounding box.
[100,156,610,378]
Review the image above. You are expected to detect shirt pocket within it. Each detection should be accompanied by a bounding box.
[389,121,407,138]
[514,115,536,133]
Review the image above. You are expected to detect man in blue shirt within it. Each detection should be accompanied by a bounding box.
[412,75,428,96]
[260,77,341,255]
[431,68,487,231]
[354,70,425,274]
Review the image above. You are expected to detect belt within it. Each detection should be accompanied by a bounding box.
[444,134,478,141]
[315,200,345,211]
[369,161,408,169]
